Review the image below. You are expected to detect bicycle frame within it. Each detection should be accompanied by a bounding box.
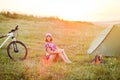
[0,32,16,49]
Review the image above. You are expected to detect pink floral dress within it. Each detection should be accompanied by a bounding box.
[45,42,57,59]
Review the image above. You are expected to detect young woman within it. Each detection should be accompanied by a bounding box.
[45,33,72,63]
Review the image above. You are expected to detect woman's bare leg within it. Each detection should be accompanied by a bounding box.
[58,49,72,63]
[61,49,71,62]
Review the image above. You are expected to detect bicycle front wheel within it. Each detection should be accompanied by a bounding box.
[7,41,28,61]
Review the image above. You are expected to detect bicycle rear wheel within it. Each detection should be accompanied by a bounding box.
[7,41,28,61]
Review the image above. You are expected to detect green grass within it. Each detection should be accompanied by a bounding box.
[0,13,120,80]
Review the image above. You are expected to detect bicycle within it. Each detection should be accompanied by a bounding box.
[0,25,28,61]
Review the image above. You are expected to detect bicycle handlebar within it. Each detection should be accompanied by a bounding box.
[0,25,19,39]
[9,25,19,33]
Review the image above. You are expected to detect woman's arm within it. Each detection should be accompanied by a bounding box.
[46,48,59,55]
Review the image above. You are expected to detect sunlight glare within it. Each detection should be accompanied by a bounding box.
[0,0,120,21]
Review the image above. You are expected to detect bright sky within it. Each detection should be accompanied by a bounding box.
[0,0,120,21]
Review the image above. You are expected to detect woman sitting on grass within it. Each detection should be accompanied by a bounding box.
[45,33,72,63]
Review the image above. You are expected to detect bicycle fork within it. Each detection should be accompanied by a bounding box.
[12,37,19,53]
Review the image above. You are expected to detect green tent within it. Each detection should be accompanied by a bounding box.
[87,24,120,56]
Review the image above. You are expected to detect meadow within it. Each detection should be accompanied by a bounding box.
[0,12,120,80]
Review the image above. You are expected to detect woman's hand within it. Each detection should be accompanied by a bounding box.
[55,49,64,54]
[54,49,60,53]
[46,47,63,55]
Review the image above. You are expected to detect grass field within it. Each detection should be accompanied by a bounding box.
[0,12,120,80]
